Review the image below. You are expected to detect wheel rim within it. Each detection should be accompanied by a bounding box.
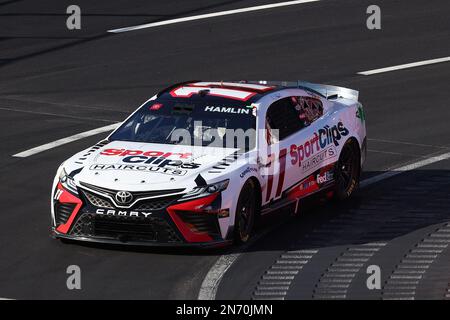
[336,144,357,192]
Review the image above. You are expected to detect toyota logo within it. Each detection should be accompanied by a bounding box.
[115,191,133,205]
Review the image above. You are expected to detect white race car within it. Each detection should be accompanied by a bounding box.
[51,81,366,247]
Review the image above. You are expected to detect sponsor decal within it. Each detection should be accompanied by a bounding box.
[290,121,348,171]
[271,93,282,99]
[317,171,334,184]
[100,149,192,158]
[286,175,318,201]
[244,103,258,117]
[95,208,152,218]
[240,166,257,178]
[300,147,336,172]
[89,164,187,176]
[99,149,200,170]
[120,156,200,169]
[356,104,366,123]
[300,179,316,190]
[204,106,250,114]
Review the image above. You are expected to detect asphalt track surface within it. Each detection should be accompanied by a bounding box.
[0,0,449,299]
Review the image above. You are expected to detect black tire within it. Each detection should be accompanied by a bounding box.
[334,140,360,200]
[234,180,257,244]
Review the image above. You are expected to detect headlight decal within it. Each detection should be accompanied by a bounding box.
[59,168,79,195]
[180,179,229,201]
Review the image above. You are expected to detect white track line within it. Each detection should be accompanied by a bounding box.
[198,253,241,300]
[198,225,280,300]
[368,138,449,149]
[108,0,320,33]
[360,151,450,188]
[357,56,450,75]
[0,106,116,123]
[199,151,450,300]
[13,123,120,158]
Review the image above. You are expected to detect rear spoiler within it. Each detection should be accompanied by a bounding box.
[248,80,359,101]
[297,81,359,101]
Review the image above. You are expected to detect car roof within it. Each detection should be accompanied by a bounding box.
[156,81,275,104]
[158,80,326,100]
[156,80,328,105]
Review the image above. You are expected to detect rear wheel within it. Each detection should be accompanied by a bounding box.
[234,180,257,244]
[334,140,360,200]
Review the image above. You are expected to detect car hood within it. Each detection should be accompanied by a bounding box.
[66,140,239,191]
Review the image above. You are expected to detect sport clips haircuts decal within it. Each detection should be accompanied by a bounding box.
[89,164,188,176]
[290,122,349,171]
[98,149,201,175]
[264,121,348,202]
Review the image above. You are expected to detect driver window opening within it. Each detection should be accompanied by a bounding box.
[265,96,324,143]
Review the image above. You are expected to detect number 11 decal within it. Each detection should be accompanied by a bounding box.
[265,148,287,202]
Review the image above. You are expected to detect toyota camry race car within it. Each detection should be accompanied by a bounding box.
[51,80,367,247]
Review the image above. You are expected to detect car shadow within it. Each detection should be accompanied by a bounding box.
[64,168,450,256]
[240,168,450,254]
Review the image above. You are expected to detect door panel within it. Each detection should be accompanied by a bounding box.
[261,95,344,203]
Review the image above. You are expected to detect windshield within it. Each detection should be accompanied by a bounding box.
[109,98,256,149]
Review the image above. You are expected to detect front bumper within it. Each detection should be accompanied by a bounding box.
[52,229,231,248]
[52,183,229,247]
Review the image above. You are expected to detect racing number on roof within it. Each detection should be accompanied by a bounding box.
[190,82,273,92]
[169,86,257,101]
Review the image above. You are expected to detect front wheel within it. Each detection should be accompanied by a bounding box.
[334,140,360,200]
[234,180,257,244]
